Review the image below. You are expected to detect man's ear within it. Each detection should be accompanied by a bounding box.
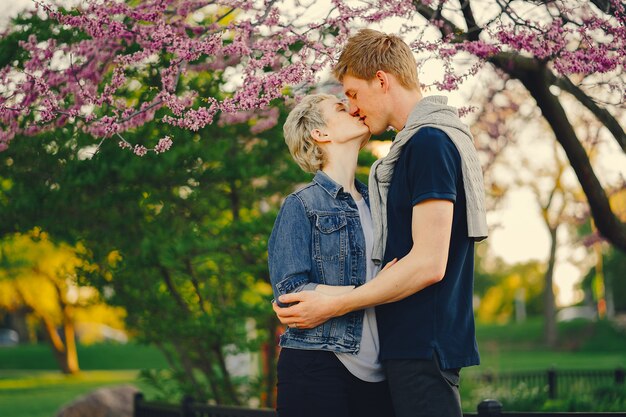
[311,128,330,143]
[376,70,390,92]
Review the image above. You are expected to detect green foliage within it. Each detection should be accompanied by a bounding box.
[138,369,188,402]
[0,36,376,404]
[540,385,623,412]
[474,383,626,412]
[1,105,293,402]
[581,246,626,313]
[463,319,626,412]
[475,258,545,323]
[0,7,306,402]
[465,381,548,412]
[0,12,89,68]
[465,381,626,412]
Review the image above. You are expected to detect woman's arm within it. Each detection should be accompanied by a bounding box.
[268,194,314,307]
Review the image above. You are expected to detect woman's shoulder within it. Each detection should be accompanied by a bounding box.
[290,180,338,212]
[280,181,318,212]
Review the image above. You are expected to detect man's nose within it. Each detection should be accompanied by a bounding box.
[348,103,359,116]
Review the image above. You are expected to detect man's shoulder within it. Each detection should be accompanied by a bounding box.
[402,126,459,161]
[409,126,452,146]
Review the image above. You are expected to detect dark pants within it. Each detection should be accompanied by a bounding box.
[276,348,395,417]
[384,356,462,417]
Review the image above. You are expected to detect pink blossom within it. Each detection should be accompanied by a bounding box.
[133,144,148,156]
[0,0,622,157]
[154,136,173,153]
[119,140,132,150]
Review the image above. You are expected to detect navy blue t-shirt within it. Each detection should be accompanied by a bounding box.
[375,127,480,370]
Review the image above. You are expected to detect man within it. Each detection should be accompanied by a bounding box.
[274,29,488,417]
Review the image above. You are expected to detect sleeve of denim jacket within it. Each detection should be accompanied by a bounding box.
[268,194,318,307]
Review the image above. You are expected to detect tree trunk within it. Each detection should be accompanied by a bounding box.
[62,305,80,374]
[416,2,626,253]
[8,308,32,343]
[262,316,279,408]
[491,56,626,254]
[544,226,558,348]
[172,341,208,401]
[40,314,79,374]
[212,343,241,405]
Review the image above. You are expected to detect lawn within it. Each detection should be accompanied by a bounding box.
[462,318,626,412]
[0,343,167,417]
[0,370,147,417]
[471,318,626,375]
[0,342,169,370]
[1,319,625,416]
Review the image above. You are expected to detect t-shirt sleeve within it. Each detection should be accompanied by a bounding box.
[404,127,461,206]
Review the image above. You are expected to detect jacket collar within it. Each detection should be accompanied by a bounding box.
[313,170,368,200]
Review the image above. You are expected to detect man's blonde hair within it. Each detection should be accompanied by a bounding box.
[333,29,419,89]
[283,94,335,173]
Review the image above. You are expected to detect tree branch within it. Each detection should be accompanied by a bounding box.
[550,74,626,153]
[184,258,209,316]
[512,62,626,252]
[413,1,460,38]
[212,342,241,405]
[589,0,623,16]
[461,0,481,41]
[158,264,191,314]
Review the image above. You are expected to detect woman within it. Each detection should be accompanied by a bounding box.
[268,94,395,417]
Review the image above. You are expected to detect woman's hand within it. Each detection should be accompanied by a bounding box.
[272,290,341,329]
[271,258,398,329]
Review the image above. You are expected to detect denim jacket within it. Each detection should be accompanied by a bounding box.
[268,170,370,353]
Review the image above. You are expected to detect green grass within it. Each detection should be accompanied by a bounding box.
[0,370,155,417]
[1,319,626,416]
[468,318,626,376]
[0,342,169,370]
[460,318,626,412]
[472,318,626,374]
[0,343,168,417]
[468,350,625,374]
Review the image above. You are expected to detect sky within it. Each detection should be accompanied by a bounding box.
[2,0,625,307]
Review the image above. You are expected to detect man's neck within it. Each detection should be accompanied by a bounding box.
[389,90,422,131]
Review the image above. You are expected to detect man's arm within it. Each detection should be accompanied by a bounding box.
[274,199,453,329]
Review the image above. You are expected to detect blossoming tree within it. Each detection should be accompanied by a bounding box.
[1,0,624,253]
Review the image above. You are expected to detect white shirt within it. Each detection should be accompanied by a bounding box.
[335,197,385,382]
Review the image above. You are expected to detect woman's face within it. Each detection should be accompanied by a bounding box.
[318,98,371,148]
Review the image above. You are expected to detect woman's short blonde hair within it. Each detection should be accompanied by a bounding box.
[283,94,335,173]
[333,29,419,90]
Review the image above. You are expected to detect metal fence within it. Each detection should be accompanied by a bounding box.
[134,394,626,417]
[472,367,625,399]
[134,393,277,417]
[469,400,626,417]
[133,369,626,417]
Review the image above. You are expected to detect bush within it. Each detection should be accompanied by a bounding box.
[463,380,626,412]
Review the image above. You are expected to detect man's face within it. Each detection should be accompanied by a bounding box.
[342,74,389,135]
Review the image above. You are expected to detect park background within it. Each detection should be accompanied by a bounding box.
[0,0,625,416]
